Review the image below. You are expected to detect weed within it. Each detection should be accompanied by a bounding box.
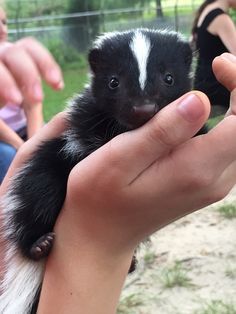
[225,266,236,279]
[217,203,236,219]
[196,300,236,314]
[159,261,193,288]
[143,250,156,266]
[118,293,144,314]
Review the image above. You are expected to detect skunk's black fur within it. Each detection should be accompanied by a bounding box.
[0,28,206,313]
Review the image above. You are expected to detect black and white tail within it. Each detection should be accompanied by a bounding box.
[0,194,44,314]
[0,247,44,313]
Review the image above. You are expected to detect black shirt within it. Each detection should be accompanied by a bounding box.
[194,8,230,109]
[196,8,228,61]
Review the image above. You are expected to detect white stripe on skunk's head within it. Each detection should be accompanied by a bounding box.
[90,29,152,91]
[129,30,151,91]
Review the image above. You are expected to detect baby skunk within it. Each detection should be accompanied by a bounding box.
[0,28,204,313]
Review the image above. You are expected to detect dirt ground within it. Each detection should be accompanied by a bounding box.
[118,187,236,314]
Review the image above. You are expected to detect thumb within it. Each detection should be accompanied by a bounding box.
[70,91,210,186]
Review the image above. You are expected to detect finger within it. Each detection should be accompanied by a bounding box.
[202,115,236,169]
[17,37,64,90]
[227,87,236,116]
[0,112,68,194]
[134,114,236,199]
[70,91,210,187]
[212,53,236,92]
[172,115,236,190]
[1,44,44,104]
[212,53,236,116]
[0,62,23,106]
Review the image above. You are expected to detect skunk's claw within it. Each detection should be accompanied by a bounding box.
[29,232,55,260]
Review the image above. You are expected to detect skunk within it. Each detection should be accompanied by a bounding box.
[0,28,205,313]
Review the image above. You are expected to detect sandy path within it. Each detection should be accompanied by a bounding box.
[119,187,236,314]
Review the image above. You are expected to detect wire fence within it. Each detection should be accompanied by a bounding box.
[6,4,197,53]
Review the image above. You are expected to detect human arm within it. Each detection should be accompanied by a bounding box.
[208,14,236,54]
[0,118,24,149]
[37,54,236,313]
[23,101,44,138]
[2,54,236,314]
[0,37,64,107]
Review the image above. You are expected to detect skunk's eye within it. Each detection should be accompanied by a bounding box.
[109,77,119,90]
[164,73,174,86]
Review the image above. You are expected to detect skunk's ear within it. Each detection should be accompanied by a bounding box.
[88,48,103,73]
[182,42,193,68]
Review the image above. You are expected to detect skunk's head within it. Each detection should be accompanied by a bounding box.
[88,29,192,129]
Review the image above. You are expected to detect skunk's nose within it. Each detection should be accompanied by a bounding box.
[133,103,159,119]
[120,100,159,129]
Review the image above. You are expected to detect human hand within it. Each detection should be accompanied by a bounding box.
[38,77,236,312]
[2,63,236,268]
[55,92,236,260]
[0,37,64,107]
[53,52,236,257]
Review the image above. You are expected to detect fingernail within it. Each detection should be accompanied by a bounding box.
[9,88,23,104]
[178,94,204,122]
[56,80,64,90]
[221,53,236,63]
[33,82,43,101]
[47,68,62,83]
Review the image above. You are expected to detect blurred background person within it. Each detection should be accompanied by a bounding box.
[0,5,44,183]
[191,0,236,117]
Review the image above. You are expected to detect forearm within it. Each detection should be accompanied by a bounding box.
[0,119,24,149]
[38,211,134,314]
[24,102,44,138]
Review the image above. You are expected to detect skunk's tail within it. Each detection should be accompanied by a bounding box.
[0,245,44,314]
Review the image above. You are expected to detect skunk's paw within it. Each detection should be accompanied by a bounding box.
[29,232,55,260]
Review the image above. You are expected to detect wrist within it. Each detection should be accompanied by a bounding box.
[38,210,135,314]
[10,137,24,150]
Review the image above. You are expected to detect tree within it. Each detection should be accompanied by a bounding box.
[156,0,163,17]
[64,0,101,51]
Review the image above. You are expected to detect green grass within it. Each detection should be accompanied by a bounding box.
[217,203,236,219]
[159,261,193,288]
[117,293,144,314]
[143,250,156,266]
[43,64,88,121]
[43,62,228,132]
[207,116,223,130]
[225,266,236,279]
[196,300,236,314]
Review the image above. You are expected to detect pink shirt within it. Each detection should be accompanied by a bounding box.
[0,104,26,132]
[0,42,26,132]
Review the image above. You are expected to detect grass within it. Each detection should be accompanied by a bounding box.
[196,300,236,314]
[117,293,144,314]
[43,63,88,122]
[159,261,193,288]
[207,115,224,130]
[143,250,156,266]
[217,203,236,219]
[43,62,225,128]
[225,266,236,279]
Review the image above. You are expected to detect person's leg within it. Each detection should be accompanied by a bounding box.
[0,142,16,184]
